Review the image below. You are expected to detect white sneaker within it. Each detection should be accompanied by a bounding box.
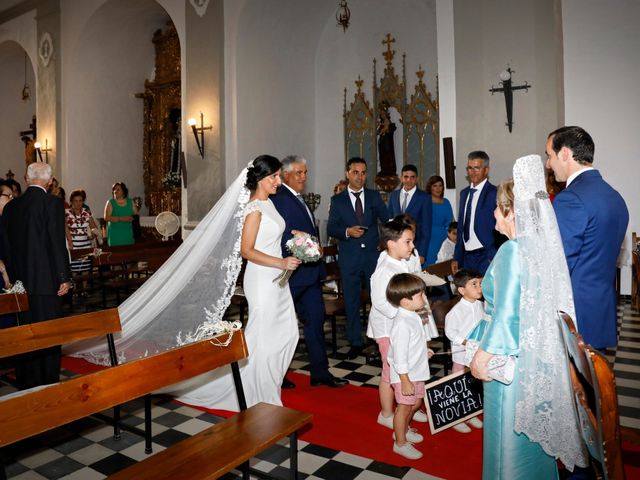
[393,442,423,460]
[467,416,483,429]
[393,428,424,443]
[452,422,472,433]
[412,409,429,423]
[377,411,394,429]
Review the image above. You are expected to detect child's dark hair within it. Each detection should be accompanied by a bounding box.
[379,218,413,250]
[448,221,458,233]
[245,155,282,190]
[452,268,483,289]
[386,273,426,307]
[393,213,416,232]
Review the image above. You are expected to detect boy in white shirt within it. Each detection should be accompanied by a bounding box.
[445,268,485,433]
[436,221,457,263]
[386,273,434,460]
[368,219,437,430]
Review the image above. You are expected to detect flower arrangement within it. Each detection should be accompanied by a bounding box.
[273,232,322,287]
[162,171,181,188]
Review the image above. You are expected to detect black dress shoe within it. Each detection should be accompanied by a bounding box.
[281,377,296,389]
[345,346,363,360]
[310,375,348,388]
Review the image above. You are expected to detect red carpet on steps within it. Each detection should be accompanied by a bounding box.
[61,359,640,479]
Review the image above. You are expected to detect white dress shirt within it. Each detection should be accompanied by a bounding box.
[399,186,416,212]
[367,253,412,339]
[436,237,456,263]
[463,178,487,251]
[347,187,365,211]
[388,307,431,384]
[445,297,485,364]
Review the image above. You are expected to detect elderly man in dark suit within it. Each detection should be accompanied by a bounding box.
[327,157,389,359]
[3,162,71,389]
[387,164,432,266]
[272,155,347,388]
[453,151,502,275]
[546,126,628,350]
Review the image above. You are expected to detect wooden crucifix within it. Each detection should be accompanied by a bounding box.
[489,67,531,133]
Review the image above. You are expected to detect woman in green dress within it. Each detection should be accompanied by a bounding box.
[104,182,137,246]
[469,156,587,479]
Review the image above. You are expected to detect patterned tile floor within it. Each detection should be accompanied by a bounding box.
[1,296,638,479]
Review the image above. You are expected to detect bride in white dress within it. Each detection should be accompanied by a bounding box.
[69,155,301,412]
[176,155,301,410]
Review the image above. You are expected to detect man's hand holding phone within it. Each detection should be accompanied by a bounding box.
[347,225,368,238]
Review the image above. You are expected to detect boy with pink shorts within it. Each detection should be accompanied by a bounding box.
[386,273,434,460]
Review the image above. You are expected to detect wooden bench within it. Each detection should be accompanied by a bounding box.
[0,326,312,479]
[560,312,624,479]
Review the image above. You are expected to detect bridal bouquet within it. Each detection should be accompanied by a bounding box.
[273,232,322,287]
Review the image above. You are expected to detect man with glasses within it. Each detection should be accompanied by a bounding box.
[453,151,501,274]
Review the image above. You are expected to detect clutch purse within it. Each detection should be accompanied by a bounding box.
[463,339,515,385]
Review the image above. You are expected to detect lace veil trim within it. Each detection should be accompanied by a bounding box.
[67,166,251,365]
[512,155,588,470]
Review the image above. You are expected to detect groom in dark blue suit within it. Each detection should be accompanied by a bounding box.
[387,164,432,265]
[327,157,389,359]
[272,155,347,388]
[546,126,628,350]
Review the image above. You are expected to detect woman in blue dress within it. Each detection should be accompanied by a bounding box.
[469,156,587,479]
[424,175,453,265]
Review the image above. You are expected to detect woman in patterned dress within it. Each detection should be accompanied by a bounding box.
[65,189,99,275]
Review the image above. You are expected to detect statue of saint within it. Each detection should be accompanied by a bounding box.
[377,106,397,176]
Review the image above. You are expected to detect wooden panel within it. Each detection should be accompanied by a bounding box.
[0,331,248,446]
[425,259,454,278]
[0,293,28,316]
[0,309,121,359]
[107,402,312,480]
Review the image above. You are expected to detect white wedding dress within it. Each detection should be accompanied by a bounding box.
[175,199,299,411]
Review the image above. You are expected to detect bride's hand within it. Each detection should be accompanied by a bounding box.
[282,256,302,270]
[470,348,493,381]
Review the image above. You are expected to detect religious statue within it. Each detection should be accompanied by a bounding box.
[377,103,397,176]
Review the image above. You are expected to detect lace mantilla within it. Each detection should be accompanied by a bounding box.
[512,155,588,470]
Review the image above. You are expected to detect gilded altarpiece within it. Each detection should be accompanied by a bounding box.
[343,34,439,191]
[137,23,181,215]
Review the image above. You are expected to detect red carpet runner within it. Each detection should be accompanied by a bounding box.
[62,360,640,479]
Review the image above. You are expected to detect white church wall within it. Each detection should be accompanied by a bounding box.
[60,0,173,216]
[226,0,438,239]
[562,0,640,294]
[0,10,37,181]
[453,0,561,187]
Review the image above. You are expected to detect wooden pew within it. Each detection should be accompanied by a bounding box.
[0,292,29,316]
[0,327,312,480]
[560,312,624,479]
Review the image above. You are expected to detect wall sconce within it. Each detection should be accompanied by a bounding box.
[489,66,531,133]
[187,112,212,158]
[34,139,52,163]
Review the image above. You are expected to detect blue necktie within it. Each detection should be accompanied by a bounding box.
[463,188,477,242]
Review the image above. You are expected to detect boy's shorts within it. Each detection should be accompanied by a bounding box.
[376,337,391,383]
[392,381,425,405]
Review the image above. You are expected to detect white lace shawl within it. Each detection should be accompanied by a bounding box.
[512,155,588,470]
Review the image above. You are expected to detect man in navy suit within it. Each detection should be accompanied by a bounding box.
[546,126,628,350]
[387,164,432,265]
[272,155,347,388]
[327,157,390,359]
[453,151,502,274]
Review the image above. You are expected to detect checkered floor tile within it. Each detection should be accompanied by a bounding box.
[1,294,637,479]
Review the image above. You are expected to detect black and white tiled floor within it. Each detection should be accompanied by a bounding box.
[1,297,638,479]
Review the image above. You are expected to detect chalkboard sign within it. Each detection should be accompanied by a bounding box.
[424,369,484,434]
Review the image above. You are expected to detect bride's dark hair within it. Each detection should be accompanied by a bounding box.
[245,155,282,190]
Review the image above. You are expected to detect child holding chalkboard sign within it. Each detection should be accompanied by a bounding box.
[445,269,485,433]
[368,219,438,432]
[386,273,435,460]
